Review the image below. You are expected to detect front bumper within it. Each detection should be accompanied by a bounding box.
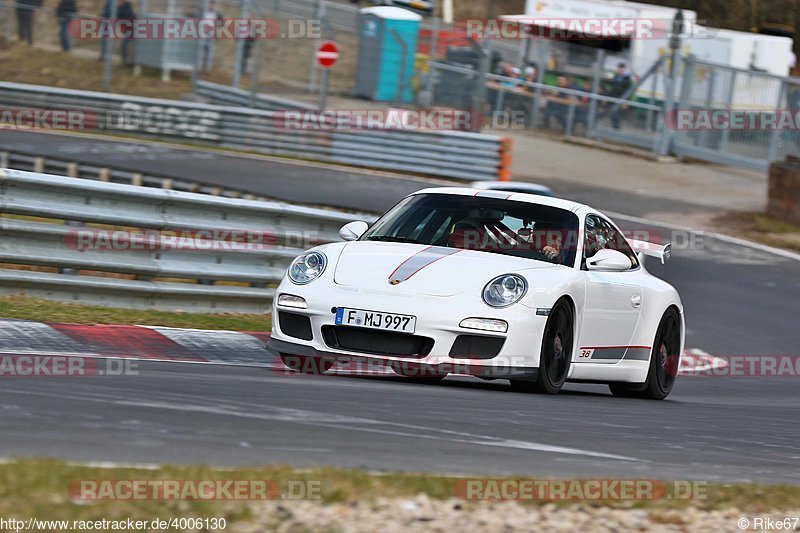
[266,337,539,380]
[268,279,548,380]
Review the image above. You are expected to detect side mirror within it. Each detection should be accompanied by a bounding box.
[339,221,369,241]
[586,249,632,272]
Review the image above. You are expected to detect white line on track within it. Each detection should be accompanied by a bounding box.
[108,398,642,462]
[607,211,800,263]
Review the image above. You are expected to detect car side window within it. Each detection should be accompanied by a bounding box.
[583,215,639,269]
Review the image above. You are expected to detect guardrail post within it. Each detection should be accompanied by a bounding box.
[33,157,45,173]
[131,173,143,186]
[161,178,174,189]
[0,151,8,168]
[66,162,79,178]
[98,168,110,182]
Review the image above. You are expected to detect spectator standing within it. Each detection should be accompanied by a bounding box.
[56,0,78,51]
[16,0,42,45]
[116,0,136,66]
[240,20,256,75]
[608,62,632,129]
[98,0,135,64]
[542,75,573,130]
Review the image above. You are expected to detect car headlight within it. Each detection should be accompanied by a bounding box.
[288,251,327,284]
[482,274,528,308]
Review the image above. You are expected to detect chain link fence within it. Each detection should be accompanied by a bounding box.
[672,58,800,169]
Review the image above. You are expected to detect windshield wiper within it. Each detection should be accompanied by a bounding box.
[365,235,421,244]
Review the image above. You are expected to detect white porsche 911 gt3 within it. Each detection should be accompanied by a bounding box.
[267,188,684,400]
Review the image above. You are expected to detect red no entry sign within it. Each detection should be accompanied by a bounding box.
[316,41,339,69]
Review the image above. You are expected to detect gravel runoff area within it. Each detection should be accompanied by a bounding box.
[232,496,800,532]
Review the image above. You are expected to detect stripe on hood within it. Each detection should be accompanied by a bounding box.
[388,246,461,284]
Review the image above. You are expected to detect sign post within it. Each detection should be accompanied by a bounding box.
[316,41,339,111]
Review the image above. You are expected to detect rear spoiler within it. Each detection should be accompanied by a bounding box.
[630,240,671,264]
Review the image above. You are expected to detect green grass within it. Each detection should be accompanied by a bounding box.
[752,213,800,234]
[0,458,798,525]
[0,295,269,331]
[714,211,800,253]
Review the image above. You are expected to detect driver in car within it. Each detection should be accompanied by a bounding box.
[518,221,564,261]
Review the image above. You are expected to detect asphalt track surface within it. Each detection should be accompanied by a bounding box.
[0,129,711,216]
[1,130,799,483]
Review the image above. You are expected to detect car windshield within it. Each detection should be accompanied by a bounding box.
[360,193,579,266]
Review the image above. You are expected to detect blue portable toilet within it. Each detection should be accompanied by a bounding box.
[354,6,421,103]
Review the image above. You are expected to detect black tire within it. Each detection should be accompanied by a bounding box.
[609,308,681,400]
[510,298,573,394]
[280,354,333,374]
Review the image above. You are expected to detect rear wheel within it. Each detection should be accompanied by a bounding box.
[280,354,333,374]
[609,308,681,400]
[510,299,573,394]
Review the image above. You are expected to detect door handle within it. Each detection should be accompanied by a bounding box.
[631,294,642,309]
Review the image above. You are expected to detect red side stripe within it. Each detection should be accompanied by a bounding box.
[581,345,652,350]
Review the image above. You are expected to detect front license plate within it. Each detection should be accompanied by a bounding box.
[335,307,416,334]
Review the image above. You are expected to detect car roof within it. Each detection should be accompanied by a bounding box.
[411,187,598,216]
[470,181,554,195]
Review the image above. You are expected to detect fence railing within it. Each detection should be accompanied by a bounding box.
[671,57,800,172]
[425,60,667,153]
[0,168,376,313]
[0,81,510,181]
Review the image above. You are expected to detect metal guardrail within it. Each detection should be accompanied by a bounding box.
[195,81,318,112]
[0,168,376,313]
[0,82,509,181]
[0,149,268,199]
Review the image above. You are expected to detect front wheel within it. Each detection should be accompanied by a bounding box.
[609,308,681,400]
[510,299,573,394]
